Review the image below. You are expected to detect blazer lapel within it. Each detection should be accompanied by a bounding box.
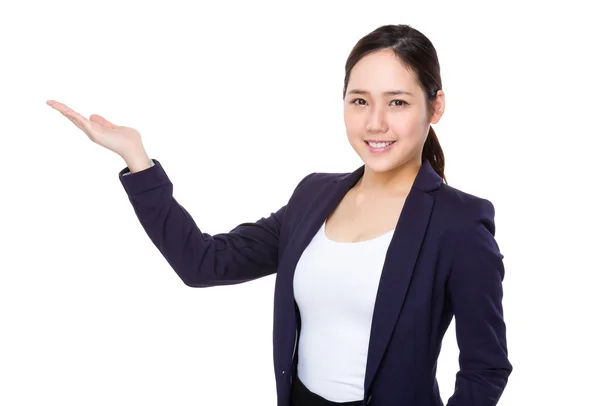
[277,165,364,374]
[276,165,364,375]
[363,159,441,395]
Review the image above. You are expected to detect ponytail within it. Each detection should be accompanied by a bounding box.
[422,126,447,184]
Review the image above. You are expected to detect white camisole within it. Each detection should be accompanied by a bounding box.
[292,219,395,402]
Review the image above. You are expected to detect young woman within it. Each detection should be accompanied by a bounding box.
[48,24,512,406]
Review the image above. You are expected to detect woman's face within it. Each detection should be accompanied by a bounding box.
[343,49,444,173]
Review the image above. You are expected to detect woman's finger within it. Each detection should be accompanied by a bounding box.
[48,100,86,122]
[61,112,89,134]
[47,100,75,114]
[48,100,94,134]
[90,114,117,129]
[61,109,89,131]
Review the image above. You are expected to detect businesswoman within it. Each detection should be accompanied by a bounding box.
[48,24,512,406]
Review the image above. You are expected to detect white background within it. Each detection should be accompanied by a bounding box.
[1,0,598,404]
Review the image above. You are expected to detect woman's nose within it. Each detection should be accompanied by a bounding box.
[366,109,388,133]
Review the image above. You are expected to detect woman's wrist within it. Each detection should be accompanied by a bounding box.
[122,149,152,173]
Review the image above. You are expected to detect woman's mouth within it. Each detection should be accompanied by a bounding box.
[365,140,396,153]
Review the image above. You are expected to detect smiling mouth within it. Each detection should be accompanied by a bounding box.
[364,140,396,145]
[363,140,397,154]
[365,140,396,148]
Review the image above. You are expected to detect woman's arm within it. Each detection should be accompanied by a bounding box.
[445,198,513,406]
[119,159,314,287]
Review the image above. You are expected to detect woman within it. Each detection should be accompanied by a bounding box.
[47,24,512,406]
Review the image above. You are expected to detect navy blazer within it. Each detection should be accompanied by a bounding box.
[119,158,512,406]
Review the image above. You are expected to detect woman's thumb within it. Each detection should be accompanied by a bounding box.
[89,114,118,129]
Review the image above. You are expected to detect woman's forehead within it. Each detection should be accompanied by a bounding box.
[348,50,419,94]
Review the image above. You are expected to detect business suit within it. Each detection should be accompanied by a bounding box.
[119,157,512,406]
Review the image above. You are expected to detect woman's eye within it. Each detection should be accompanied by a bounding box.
[351,98,366,105]
[391,100,407,106]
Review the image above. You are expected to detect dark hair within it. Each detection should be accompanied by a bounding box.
[343,24,447,184]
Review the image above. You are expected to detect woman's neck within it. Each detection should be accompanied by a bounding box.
[355,160,421,197]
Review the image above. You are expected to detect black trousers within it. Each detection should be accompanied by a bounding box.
[291,375,363,406]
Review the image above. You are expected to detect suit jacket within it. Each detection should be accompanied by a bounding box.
[119,158,513,406]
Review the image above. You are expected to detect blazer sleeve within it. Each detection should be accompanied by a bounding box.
[119,159,314,287]
[445,198,513,406]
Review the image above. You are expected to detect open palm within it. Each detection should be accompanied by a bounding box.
[47,100,143,158]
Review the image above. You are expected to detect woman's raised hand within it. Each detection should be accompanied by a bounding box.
[47,100,145,159]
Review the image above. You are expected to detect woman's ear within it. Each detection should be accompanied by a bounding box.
[429,90,445,124]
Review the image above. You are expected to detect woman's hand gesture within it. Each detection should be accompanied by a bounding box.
[47,100,145,159]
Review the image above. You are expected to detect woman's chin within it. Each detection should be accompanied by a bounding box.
[362,157,399,173]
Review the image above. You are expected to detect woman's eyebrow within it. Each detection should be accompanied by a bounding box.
[347,89,414,96]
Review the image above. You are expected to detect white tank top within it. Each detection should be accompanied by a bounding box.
[292,220,395,402]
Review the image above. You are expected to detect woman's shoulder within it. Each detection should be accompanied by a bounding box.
[290,170,347,194]
[439,182,495,209]
[437,183,498,238]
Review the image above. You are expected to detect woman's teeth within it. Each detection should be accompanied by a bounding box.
[367,141,395,148]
